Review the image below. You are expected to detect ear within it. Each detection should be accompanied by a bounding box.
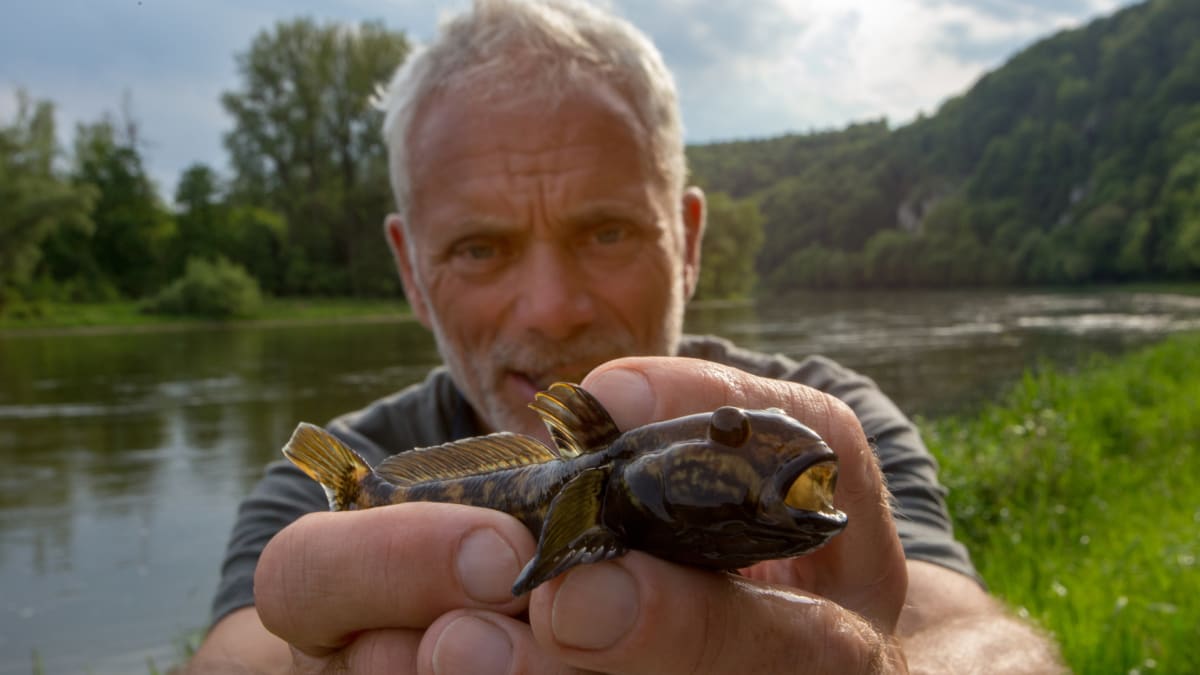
[384,214,432,328]
[680,186,706,300]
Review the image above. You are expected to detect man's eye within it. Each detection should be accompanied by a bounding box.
[459,242,496,260]
[593,225,627,245]
[448,239,507,275]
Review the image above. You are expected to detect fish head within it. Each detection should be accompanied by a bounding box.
[616,406,848,567]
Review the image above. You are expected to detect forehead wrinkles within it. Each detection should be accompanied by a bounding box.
[443,137,617,199]
[407,85,663,230]
[412,142,647,237]
[499,140,606,179]
[412,74,652,159]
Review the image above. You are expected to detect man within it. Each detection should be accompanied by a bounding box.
[190,0,1064,672]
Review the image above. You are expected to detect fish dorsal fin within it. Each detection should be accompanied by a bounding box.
[374,432,557,485]
[512,466,625,595]
[528,382,621,458]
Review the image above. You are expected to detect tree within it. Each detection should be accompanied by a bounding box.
[1157,104,1200,276]
[1160,151,1200,276]
[173,163,226,264]
[59,113,173,298]
[168,163,291,294]
[694,192,764,300]
[0,92,95,310]
[767,245,863,291]
[226,205,288,294]
[222,18,409,296]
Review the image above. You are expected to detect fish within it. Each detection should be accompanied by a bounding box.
[282,382,848,595]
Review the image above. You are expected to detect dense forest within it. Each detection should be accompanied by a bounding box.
[689,0,1200,290]
[1,19,410,317]
[2,0,1197,317]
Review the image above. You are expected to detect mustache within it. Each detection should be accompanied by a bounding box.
[490,332,639,384]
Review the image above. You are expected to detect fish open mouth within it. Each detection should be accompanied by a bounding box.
[781,453,842,519]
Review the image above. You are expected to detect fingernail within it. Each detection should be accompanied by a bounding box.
[432,616,513,675]
[589,368,653,430]
[456,529,521,604]
[552,562,639,650]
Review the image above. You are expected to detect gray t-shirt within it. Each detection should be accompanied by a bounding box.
[210,334,978,626]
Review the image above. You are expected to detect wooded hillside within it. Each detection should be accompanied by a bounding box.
[689,0,1200,290]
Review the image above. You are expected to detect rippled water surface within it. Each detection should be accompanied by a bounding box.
[1,289,1198,673]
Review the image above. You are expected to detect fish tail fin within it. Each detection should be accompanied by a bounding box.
[283,422,373,511]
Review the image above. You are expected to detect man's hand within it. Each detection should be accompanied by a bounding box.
[243,357,909,674]
[515,357,909,673]
[252,502,537,672]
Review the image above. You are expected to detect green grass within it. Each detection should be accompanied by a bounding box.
[923,332,1200,673]
[1024,281,1200,296]
[0,297,410,331]
[1106,281,1200,296]
[255,296,410,321]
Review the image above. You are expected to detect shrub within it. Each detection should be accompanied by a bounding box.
[142,257,262,318]
[0,287,41,318]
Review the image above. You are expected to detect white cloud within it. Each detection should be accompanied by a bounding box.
[0,90,18,124]
[640,0,1140,139]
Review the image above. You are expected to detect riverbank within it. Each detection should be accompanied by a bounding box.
[4,283,1198,335]
[0,297,411,334]
[924,331,1200,673]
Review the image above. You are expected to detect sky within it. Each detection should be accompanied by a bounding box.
[1,0,1141,200]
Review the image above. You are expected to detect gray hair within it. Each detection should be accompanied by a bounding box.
[377,0,685,219]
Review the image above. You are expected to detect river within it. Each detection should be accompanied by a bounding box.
[1,288,1198,674]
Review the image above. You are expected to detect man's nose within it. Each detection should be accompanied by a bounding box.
[513,243,596,340]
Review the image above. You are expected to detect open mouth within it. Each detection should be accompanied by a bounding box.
[507,371,541,401]
[509,368,593,397]
[782,455,842,518]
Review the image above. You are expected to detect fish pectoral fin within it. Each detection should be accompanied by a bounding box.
[511,467,625,595]
[528,382,622,457]
[512,525,624,596]
[374,432,557,485]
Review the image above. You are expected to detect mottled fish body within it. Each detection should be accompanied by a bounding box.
[283,383,848,594]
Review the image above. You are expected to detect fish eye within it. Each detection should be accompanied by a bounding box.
[709,406,750,446]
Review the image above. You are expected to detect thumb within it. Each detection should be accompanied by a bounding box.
[529,552,902,674]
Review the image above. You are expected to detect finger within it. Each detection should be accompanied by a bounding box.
[584,357,844,440]
[255,502,535,656]
[582,358,907,631]
[583,358,887,545]
[289,628,423,675]
[528,552,902,674]
[417,610,579,675]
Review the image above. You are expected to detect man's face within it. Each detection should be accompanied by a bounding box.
[387,80,703,439]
